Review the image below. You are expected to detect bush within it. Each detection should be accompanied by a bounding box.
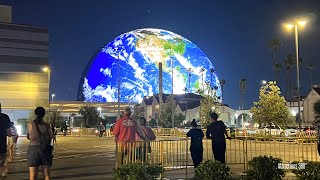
[292,161,320,180]
[245,156,284,180]
[194,160,231,180]
[113,163,164,180]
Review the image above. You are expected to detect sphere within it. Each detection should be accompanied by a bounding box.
[78,28,221,103]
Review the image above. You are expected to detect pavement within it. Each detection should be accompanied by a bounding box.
[4,136,299,180]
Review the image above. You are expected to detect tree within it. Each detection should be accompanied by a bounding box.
[48,111,64,127]
[273,63,282,84]
[250,81,294,128]
[284,54,295,105]
[148,118,157,127]
[199,95,220,127]
[158,95,178,128]
[239,78,247,110]
[270,38,282,81]
[174,113,185,127]
[79,105,100,128]
[132,105,144,121]
[307,64,315,90]
[313,100,320,124]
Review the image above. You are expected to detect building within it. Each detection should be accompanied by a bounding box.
[303,85,320,126]
[0,5,49,121]
[136,93,236,126]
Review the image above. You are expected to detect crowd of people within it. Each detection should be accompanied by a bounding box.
[0,103,233,179]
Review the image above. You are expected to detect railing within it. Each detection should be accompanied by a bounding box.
[116,136,320,178]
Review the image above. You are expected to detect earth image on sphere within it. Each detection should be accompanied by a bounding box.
[78,28,222,103]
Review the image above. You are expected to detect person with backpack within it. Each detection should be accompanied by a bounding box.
[135,117,156,161]
[27,107,53,180]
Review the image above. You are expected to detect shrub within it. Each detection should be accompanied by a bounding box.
[194,160,231,180]
[245,156,284,180]
[292,161,320,180]
[113,163,164,180]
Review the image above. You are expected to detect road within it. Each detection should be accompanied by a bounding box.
[6,136,319,179]
[6,136,117,180]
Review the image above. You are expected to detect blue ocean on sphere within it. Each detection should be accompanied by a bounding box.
[80,28,221,103]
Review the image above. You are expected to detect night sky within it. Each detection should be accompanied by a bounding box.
[2,0,320,109]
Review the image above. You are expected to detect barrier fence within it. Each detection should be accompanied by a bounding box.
[116,137,320,178]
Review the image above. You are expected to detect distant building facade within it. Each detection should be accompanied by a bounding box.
[303,85,320,126]
[0,5,49,121]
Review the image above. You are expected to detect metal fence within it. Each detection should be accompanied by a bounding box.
[116,137,320,178]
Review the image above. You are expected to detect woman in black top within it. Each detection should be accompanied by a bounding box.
[187,119,204,168]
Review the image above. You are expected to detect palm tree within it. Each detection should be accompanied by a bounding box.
[307,64,315,90]
[284,54,295,105]
[200,68,206,90]
[270,38,282,80]
[187,68,193,93]
[220,79,226,104]
[239,79,247,110]
[273,63,282,84]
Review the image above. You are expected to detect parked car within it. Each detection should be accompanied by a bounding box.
[264,125,285,136]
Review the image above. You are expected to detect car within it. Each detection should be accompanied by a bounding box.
[264,125,285,136]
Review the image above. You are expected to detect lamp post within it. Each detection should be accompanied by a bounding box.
[171,58,174,129]
[42,67,51,111]
[51,94,55,102]
[284,19,307,131]
[98,107,102,117]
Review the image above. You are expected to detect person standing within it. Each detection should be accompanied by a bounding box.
[27,107,53,180]
[51,124,57,145]
[105,123,111,137]
[187,119,204,168]
[8,122,18,161]
[206,112,230,164]
[135,117,156,161]
[0,103,12,178]
[113,106,146,165]
[98,122,105,137]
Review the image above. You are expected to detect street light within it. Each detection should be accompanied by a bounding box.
[97,107,102,117]
[51,94,55,102]
[261,80,267,85]
[42,66,51,111]
[283,18,308,131]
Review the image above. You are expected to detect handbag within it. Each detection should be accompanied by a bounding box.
[34,122,53,155]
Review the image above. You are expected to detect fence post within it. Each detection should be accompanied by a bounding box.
[243,138,247,172]
[185,140,188,179]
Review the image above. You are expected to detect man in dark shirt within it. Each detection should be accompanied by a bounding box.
[206,112,230,164]
[0,103,12,177]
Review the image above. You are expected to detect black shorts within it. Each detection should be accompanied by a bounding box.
[27,145,52,167]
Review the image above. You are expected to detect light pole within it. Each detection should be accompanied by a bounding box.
[117,49,121,118]
[171,58,174,129]
[51,94,55,102]
[284,19,307,131]
[42,67,51,111]
[98,107,102,117]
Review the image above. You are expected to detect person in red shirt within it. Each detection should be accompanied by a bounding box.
[113,106,146,165]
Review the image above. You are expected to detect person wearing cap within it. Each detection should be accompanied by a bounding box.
[187,119,204,168]
[206,112,230,164]
[113,106,146,164]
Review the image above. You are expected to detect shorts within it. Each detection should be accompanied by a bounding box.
[27,145,52,167]
[0,153,6,166]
